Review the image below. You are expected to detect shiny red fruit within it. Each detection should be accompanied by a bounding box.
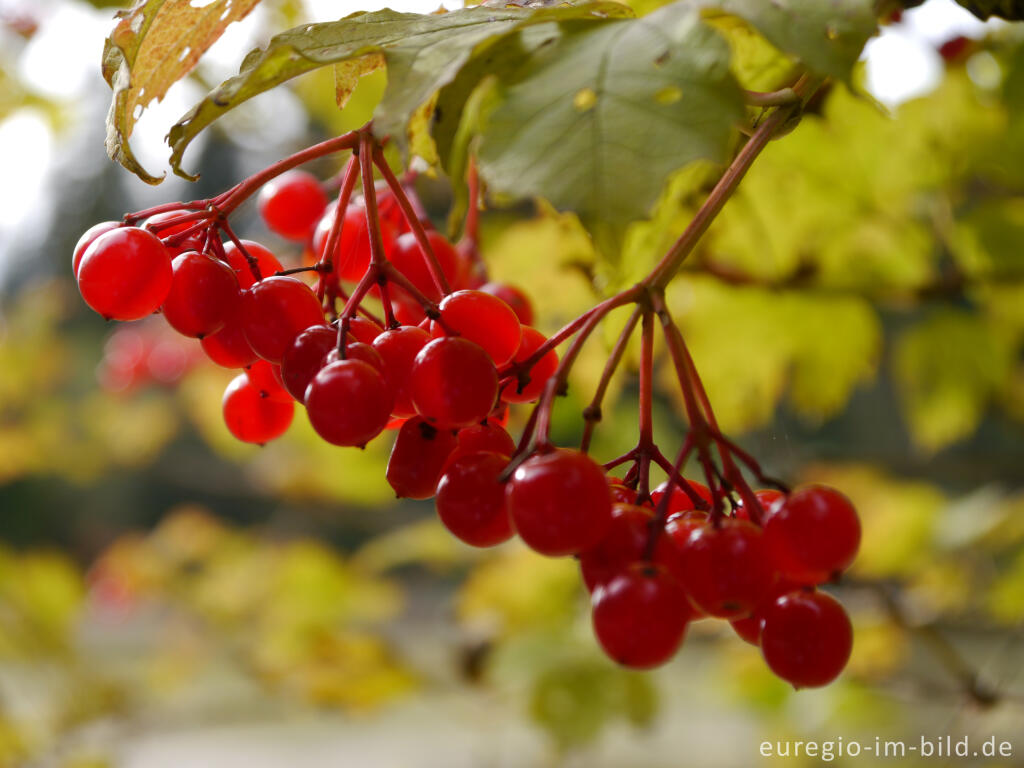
[760,589,853,688]
[389,230,459,303]
[435,451,514,547]
[764,485,860,584]
[480,282,534,326]
[506,449,612,556]
[676,518,774,618]
[241,276,325,363]
[222,372,294,444]
[77,227,173,321]
[305,359,394,446]
[592,565,690,669]
[409,337,498,429]
[386,417,458,499]
[372,326,431,418]
[502,326,558,403]
[437,290,522,366]
[258,170,328,241]
[222,240,283,288]
[161,251,240,338]
[200,302,258,368]
[72,221,119,276]
[280,325,336,402]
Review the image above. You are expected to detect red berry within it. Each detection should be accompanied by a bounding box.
[579,504,685,592]
[389,230,459,302]
[760,590,853,688]
[592,565,689,669]
[222,240,283,289]
[246,359,291,403]
[676,518,774,619]
[372,326,431,418]
[651,479,713,512]
[143,210,205,254]
[608,478,639,505]
[161,251,240,338]
[313,200,397,283]
[480,282,534,326]
[409,337,498,429]
[730,614,763,645]
[72,221,119,276]
[448,422,515,465]
[77,227,173,321]
[764,485,860,584]
[222,372,294,444]
[240,276,325,363]
[437,290,522,366]
[280,325,336,402]
[506,449,612,556]
[386,417,458,499]
[346,315,384,344]
[305,359,394,446]
[435,451,514,547]
[200,303,258,368]
[258,170,328,242]
[502,326,558,403]
[325,341,384,373]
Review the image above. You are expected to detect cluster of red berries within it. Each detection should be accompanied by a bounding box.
[73,160,859,687]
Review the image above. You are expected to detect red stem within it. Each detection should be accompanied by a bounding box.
[580,305,642,453]
[316,154,360,302]
[372,145,451,297]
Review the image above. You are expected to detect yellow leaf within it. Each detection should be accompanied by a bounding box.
[103,0,262,182]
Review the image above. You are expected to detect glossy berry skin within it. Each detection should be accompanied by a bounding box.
[447,422,515,466]
[72,221,120,276]
[651,479,713,513]
[736,488,786,523]
[223,240,283,288]
[372,326,431,418]
[730,614,763,645]
[258,170,328,241]
[280,325,336,402]
[502,326,558,403]
[506,449,612,557]
[240,276,325,363]
[144,210,205,254]
[77,227,173,321]
[200,304,258,368]
[409,337,498,429]
[677,519,774,619]
[246,359,291,403]
[435,451,514,547]
[346,315,384,344]
[760,590,853,688]
[592,565,690,669]
[389,230,460,303]
[608,479,639,505]
[480,282,534,326]
[764,485,860,584]
[436,290,522,366]
[386,418,458,499]
[161,251,240,337]
[324,342,384,373]
[313,201,397,283]
[305,359,394,447]
[222,372,294,444]
[579,504,689,593]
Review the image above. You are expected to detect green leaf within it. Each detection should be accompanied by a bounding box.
[893,310,1016,452]
[477,2,745,257]
[102,0,263,184]
[168,3,624,180]
[956,0,1024,20]
[708,0,877,82]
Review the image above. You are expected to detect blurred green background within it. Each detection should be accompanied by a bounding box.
[0,0,1023,766]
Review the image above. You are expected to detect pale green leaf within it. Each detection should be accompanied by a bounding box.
[478,2,745,257]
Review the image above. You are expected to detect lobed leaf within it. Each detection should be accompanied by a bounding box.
[708,0,877,82]
[102,0,262,184]
[167,3,626,180]
[477,2,745,257]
